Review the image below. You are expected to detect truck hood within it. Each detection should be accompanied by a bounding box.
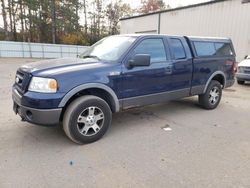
[20,58,100,73]
[238,59,250,67]
[18,57,114,78]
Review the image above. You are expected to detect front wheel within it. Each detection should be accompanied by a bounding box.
[199,80,222,110]
[237,80,245,85]
[63,95,112,144]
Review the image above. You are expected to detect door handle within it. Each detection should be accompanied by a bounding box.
[164,66,172,74]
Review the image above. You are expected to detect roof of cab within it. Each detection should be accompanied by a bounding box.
[117,34,231,42]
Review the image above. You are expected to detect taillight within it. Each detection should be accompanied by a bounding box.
[232,61,237,74]
[225,60,237,75]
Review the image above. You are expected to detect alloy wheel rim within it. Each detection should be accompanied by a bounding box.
[209,86,220,105]
[77,106,104,136]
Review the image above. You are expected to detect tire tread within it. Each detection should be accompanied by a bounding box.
[199,80,222,110]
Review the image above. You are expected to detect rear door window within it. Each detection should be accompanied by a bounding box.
[169,38,186,59]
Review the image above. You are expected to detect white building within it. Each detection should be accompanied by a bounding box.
[120,0,250,61]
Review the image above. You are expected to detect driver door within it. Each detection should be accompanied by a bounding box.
[120,37,173,108]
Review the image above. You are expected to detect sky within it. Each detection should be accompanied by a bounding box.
[0,0,211,28]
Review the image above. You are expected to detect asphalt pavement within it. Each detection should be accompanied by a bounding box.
[0,58,250,188]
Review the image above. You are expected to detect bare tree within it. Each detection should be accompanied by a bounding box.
[51,0,56,43]
[11,0,18,41]
[83,0,87,33]
[106,1,133,35]
[19,0,25,41]
[140,0,166,13]
[7,0,13,39]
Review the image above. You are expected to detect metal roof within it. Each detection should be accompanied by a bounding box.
[120,0,228,21]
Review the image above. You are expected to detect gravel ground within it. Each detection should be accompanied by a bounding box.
[0,58,250,188]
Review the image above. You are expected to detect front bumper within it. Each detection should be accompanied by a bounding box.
[12,88,62,126]
[236,73,250,81]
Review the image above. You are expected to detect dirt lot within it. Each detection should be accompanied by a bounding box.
[0,58,250,188]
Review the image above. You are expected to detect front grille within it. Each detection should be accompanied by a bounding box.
[15,69,32,94]
[238,66,250,74]
[243,67,250,74]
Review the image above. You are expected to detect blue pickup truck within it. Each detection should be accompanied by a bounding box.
[12,34,236,144]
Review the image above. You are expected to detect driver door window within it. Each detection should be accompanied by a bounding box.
[133,39,167,63]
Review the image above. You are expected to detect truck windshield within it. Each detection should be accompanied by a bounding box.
[80,36,136,62]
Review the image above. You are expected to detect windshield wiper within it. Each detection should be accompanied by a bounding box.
[82,55,101,61]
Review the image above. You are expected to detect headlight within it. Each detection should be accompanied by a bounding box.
[28,77,57,93]
[237,66,243,73]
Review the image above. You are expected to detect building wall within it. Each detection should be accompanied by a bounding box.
[120,0,250,61]
[120,14,159,34]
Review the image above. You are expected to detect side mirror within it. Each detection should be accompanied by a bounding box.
[128,54,151,68]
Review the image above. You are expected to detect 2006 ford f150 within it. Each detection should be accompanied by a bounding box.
[12,34,237,144]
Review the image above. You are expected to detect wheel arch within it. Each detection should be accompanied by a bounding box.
[203,71,226,93]
[59,83,120,113]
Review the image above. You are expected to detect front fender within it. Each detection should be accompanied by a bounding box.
[58,83,120,112]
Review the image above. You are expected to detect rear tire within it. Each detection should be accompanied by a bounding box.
[237,80,245,85]
[199,80,222,110]
[63,95,112,144]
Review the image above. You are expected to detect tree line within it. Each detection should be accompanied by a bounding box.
[0,0,167,45]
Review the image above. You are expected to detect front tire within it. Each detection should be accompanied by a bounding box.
[237,80,245,85]
[199,80,222,110]
[63,95,112,144]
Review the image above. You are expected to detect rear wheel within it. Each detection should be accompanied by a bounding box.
[237,80,245,85]
[63,95,112,144]
[199,80,222,110]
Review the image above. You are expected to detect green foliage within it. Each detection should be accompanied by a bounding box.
[0,33,5,40]
[0,0,135,45]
